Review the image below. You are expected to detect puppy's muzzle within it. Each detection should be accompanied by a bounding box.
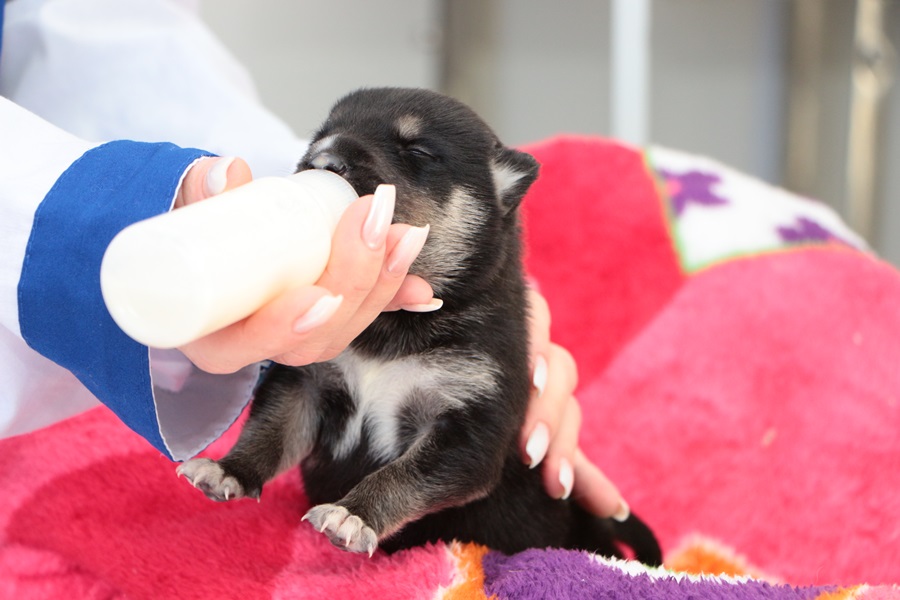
[308,151,347,176]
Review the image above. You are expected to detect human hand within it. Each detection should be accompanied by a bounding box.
[521,287,630,521]
[173,156,438,374]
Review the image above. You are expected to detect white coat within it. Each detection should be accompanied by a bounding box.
[0,0,309,460]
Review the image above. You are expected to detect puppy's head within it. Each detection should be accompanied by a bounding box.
[298,87,539,297]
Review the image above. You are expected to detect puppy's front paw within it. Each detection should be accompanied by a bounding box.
[176,458,253,502]
[303,504,378,557]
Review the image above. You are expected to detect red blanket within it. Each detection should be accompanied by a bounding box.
[522,137,899,587]
[1,136,897,598]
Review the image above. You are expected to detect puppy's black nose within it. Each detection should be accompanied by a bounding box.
[309,152,347,176]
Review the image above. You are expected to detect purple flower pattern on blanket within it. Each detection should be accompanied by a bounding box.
[660,169,729,216]
[777,216,852,248]
[648,147,866,273]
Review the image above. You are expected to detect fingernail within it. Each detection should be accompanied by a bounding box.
[293,294,343,334]
[558,457,574,500]
[612,499,630,522]
[204,156,235,196]
[401,298,443,313]
[363,184,396,250]
[532,354,548,397]
[525,422,550,468]
[387,225,429,274]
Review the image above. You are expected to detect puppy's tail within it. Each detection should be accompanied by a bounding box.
[610,511,663,567]
[569,505,663,566]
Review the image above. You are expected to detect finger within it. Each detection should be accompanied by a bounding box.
[296,186,395,359]
[175,156,253,208]
[526,287,551,362]
[520,343,578,467]
[179,285,341,374]
[264,184,400,363]
[520,288,556,468]
[540,396,581,500]
[383,274,437,312]
[268,191,390,363]
[571,448,629,521]
[317,221,431,359]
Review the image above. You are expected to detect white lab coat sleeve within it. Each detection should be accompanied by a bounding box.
[0,0,310,460]
[0,98,260,461]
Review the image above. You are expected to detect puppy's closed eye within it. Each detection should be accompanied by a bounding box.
[401,145,438,162]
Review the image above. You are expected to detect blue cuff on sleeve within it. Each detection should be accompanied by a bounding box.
[18,140,213,459]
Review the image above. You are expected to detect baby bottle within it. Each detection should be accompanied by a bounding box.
[100,169,358,348]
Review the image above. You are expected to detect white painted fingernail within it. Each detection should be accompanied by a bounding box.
[612,499,630,522]
[558,457,574,500]
[532,354,548,397]
[400,298,443,313]
[293,294,343,334]
[387,225,429,274]
[363,184,396,250]
[525,422,550,468]
[204,156,235,196]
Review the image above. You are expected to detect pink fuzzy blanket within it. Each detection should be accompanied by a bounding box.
[1,136,898,599]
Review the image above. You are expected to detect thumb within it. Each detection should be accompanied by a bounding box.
[174,156,253,208]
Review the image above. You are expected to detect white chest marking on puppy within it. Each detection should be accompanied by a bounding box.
[332,348,499,462]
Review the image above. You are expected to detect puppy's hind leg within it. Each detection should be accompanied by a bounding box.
[178,364,326,502]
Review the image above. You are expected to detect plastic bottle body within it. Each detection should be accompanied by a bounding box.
[100,169,357,349]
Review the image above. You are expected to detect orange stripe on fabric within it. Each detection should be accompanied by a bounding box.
[814,586,864,600]
[664,537,774,581]
[441,542,495,600]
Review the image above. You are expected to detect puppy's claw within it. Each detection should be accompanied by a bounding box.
[303,503,379,556]
[176,458,247,503]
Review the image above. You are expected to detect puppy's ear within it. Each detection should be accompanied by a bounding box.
[491,147,539,214]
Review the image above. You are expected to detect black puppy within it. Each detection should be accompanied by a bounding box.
[178,87,661,563]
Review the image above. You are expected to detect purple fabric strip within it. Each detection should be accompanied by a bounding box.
[482,549,832,600]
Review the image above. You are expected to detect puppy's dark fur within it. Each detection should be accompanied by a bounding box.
[179,88,661,563]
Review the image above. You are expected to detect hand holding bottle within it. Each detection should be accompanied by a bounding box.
[149,156,437,373]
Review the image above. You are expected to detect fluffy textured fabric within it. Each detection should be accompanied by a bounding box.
[522,138,899,588]
[1,136,898,598]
